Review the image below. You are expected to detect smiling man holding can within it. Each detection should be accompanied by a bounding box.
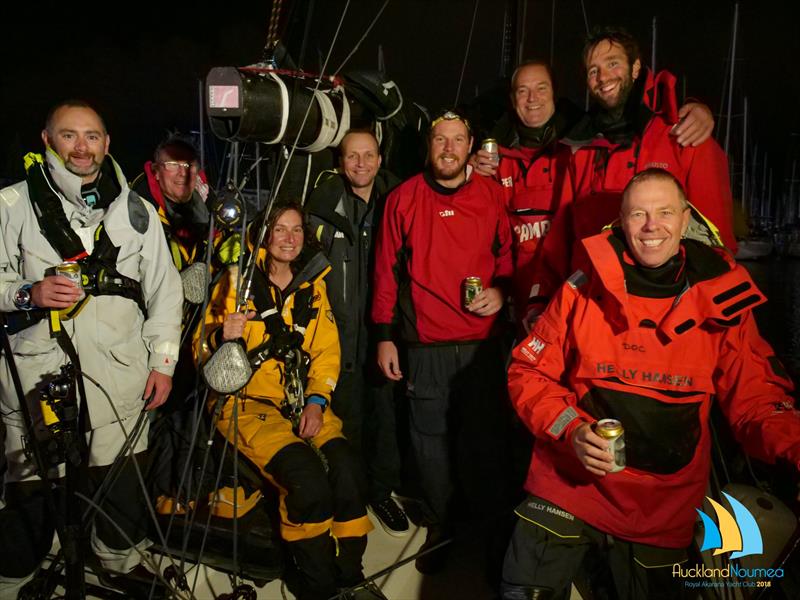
[372,109,515,574]
[501,169,800,599]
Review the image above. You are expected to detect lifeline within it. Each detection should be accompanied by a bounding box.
[672,564,784,579]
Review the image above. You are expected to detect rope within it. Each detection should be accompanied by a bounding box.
[454,0,481,106]
[263,0,284,58]
[333,0,392,76]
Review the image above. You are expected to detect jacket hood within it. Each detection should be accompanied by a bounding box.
[580,228,764,341]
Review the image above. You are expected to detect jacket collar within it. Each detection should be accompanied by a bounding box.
[562,68,680,150]
[582,229,766,342]
[44,146,127,210]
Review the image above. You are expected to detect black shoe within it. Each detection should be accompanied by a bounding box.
[368,497,410,537]
[414,527,450,575]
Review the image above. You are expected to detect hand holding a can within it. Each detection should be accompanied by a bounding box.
[31,275,83,309]
[467,286,504,316]
[471,148,500,177]
[570,422,615,477]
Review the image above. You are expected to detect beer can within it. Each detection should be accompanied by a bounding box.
[56,261,85,300]
[463,276,483,308]
[481,138,499,165]
[595,418,626,472]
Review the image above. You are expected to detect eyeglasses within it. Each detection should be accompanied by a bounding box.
[430,110,471,133]
[159,160,198,172]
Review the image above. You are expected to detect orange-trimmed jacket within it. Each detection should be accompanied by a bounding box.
[510,229,800,548]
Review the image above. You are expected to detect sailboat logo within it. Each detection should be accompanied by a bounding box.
[696,492,763,559]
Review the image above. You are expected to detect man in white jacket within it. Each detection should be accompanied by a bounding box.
[0,100,182,596]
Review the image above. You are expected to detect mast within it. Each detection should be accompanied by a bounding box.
[517,0,528,65]
[761,154,768,218]
[742,96,748,213]
[723,3,739,157]
[791,159,798,224]
[550,0,556,65]
[651,16,657,72]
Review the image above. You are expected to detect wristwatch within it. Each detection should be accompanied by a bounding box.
[13,284,34,310]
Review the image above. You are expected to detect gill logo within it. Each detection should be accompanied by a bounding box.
[696,492,763,559]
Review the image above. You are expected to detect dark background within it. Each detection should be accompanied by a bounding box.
[1,0,797,191]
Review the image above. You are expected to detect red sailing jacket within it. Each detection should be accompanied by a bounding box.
[532,70,737,305]
[509,229,800,548]
[371,169,513,344]
[496,143,573,319]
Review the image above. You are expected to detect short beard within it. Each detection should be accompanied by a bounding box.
[432,156,467,182]
[65,158,102,179]
[596,72,635,115]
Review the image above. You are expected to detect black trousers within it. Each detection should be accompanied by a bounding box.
[501,496,690,600]
[266,438,369,600]
[0,455,150,579]
[333,365,404,504]
[405,338,518,527]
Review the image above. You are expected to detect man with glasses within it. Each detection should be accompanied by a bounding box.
[131,136,211,272]
[372,111,515,575]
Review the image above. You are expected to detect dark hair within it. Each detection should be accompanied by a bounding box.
[582,26,640,70]
[45,99,107,135]
[622,168,689,210]
[338,128,380,157]
[153,135,198,163]
[511,60,557,96]
[252,200,321,274]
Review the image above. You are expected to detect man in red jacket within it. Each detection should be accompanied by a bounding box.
[473,56,715,332]
[372,110,515,574]
[501,169,800,599]
[530,26,736,317]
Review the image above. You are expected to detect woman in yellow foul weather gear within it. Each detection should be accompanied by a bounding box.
[197,201,372,600]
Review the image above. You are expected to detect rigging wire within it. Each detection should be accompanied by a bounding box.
[238,0,352,312]
[333,0,392,76]
[454,0,481,107]
[580,0,590,34]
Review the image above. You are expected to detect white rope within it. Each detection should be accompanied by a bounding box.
[264,72,290,144]
[299,89,339,152]
[375,81,403,121]
[330,87,351,147]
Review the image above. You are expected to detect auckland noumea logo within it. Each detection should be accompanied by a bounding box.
[696,492,762,559]
[675,493,783,589]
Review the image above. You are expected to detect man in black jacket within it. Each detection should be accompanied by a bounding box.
[306,130,409,536]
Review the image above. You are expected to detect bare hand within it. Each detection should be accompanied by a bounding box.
[377,341,403,381]
[571,422,614,477]
[298,403,323,439]
[31,276,82,309]
[672,102,714,147]
[144,370,173,410]
[470,148,499,177]
[467,287,503,316]
[222,311,256,341]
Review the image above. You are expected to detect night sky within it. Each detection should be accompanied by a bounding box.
[1,0,798,194]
